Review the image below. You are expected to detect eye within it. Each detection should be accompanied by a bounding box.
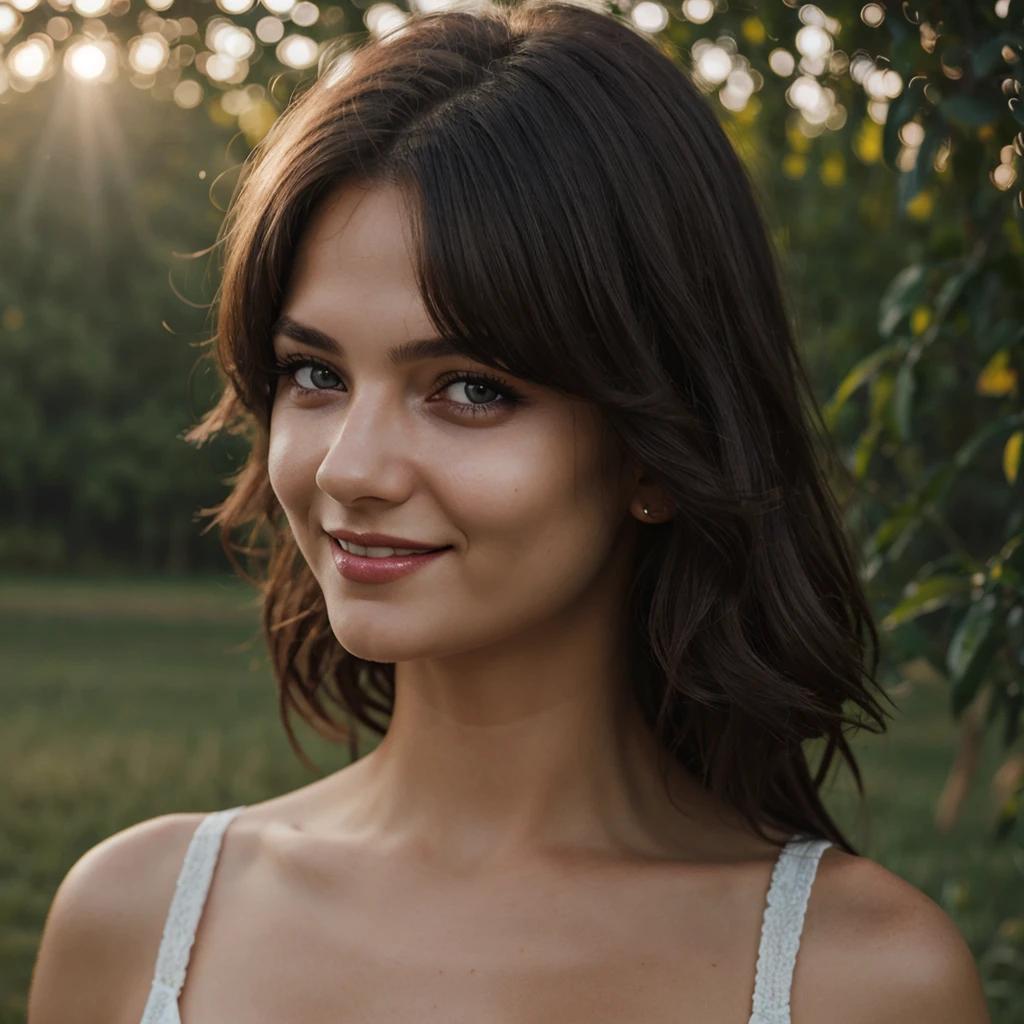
[271,356,342,392]
[293,362,341,390]
[433,372,525,417]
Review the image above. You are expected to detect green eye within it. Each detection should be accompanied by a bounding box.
[294,363,341,390]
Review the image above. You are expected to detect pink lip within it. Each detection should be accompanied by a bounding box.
[330,538,451,583]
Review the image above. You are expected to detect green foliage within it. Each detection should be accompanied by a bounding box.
[0,85,249,572]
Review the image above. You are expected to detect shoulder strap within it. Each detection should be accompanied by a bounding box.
[748,837,832,1024]
[149,806,248,998]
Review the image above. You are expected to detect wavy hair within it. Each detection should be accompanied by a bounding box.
[189,0,889,854]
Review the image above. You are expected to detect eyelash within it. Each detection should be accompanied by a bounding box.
[269,355,526,418]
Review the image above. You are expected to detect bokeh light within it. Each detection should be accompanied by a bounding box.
[208,20,255,60]
[860,3,885,27]
[10,0,39,11]
[145,0,174,9]
[205,52,240,81]
[769,48,795,77]
[71,0,109,14]
[255,15,283,43]
[128,32,169,73]
[0,4,24,43]
[276,33,317,68]
[409,0,459,11]
[681,0,712,24]
[291,0,318,26]
[364,2,407,38]
[795,25,832,61]
[798,4,826,27]
[696,44,732,85]
[261,0,294,14]
[9,36,51,79]
[66,39,107,78]
[631,1,668,34]
[173,77,202,107]
[217,0,253,12]
[46,15,72,40]
[899,121,924,148]
[720,68,756,111]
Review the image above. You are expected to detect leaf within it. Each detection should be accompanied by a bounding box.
[879,264,927,337]
[923,413,1024,506]
[1005,430,1024,485]
[883,574,971,629]
[977,349,1020,396]
[824,342,902,429]
[948,598,1003,718]
[939,93,1006,128]
[893,360,916,442]
[854,423,880,479]
[971,34,1024,78]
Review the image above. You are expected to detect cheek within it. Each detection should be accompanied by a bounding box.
[267,410,324,527]
[451,411,623,580]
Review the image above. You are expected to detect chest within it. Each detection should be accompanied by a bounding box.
[171,851,769,1024]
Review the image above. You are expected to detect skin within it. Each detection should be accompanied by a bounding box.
[27,180,992,1024]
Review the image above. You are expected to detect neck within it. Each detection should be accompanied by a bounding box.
[312,598,743,869]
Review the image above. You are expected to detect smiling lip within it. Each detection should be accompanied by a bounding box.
[326,529,446,550]
[330,537,451,583]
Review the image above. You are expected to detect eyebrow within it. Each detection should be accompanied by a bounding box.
[271,315,464,367]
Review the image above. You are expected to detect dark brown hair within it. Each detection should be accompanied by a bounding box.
[190,0,889,854]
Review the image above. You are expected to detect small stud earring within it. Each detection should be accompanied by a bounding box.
[642,506,651,517]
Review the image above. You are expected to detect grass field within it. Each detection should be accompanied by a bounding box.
[1,575,1022,1023]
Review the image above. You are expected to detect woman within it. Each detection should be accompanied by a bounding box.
[29,2,990,1022]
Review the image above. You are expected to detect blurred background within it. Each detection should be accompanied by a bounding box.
[2,0,1024,1020]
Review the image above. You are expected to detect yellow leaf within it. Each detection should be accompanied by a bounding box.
[977,349,1020,397]
[820,153,845,187]
[852,118,882,164]
[1004,430,1023,485]
[910,306,931,335]
[741,17,766,45]
[906,191,934,220]
[782,153,807,179]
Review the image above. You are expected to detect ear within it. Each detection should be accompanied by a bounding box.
[627,466,675,525]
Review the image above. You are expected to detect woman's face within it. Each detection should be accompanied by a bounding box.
[268,181,643,664]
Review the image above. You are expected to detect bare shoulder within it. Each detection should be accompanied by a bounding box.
[27,811,208,1024]
[795,846,991,1024]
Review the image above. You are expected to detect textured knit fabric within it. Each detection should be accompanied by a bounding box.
[137,807,831,1024]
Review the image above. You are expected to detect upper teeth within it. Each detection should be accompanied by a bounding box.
[337,539,434,557]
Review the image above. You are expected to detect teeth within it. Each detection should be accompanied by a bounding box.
[337,539,433,557]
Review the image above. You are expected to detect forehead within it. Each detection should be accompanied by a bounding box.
[284,181,428,334]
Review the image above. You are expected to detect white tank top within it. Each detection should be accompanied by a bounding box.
[137,805,831,1024]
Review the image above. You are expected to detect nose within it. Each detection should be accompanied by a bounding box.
[313,383,418,506]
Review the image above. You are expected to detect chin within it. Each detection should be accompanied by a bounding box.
[325,607,432,664]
